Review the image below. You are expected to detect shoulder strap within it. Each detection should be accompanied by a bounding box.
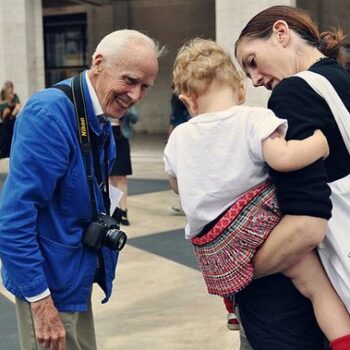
[295,71,350,154]
[54,84,73,103]
[53,77,111,216]
[54,77,99,218]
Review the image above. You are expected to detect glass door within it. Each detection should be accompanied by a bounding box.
[44,13,88,87]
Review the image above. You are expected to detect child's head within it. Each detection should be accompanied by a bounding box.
[173,38,245,115]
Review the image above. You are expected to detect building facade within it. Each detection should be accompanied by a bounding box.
[2,0,350,133]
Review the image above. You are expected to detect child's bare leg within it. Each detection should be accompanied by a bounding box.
[223,295,239,331]
[283,250,350,341]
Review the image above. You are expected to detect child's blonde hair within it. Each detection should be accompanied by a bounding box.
[173,38,245,97]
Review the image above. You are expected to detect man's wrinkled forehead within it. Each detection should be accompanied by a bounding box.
[120,44,158,74]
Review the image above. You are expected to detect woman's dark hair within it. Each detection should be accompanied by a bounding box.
[235,5,346,63]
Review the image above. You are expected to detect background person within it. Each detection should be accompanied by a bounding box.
[3,80,21,116]
[0,29,161,350]
[168,89,190,137]
[167,88,190,216]
[235,5,350,350]
[110,106,139,226]
[0,81,21,158]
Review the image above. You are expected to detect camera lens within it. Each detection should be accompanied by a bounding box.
[104,229,127,251]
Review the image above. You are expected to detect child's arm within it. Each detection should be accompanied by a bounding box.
[262,129,329,172]
[169,176,179,194]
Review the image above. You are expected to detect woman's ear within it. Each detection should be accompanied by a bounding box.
[272,20,290,47]
[179,94,197,116]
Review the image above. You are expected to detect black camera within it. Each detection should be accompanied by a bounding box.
[83,213,127,251]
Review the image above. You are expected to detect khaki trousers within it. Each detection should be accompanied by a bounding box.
[15,297,97,350]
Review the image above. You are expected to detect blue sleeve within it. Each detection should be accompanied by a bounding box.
[0,101,71,297]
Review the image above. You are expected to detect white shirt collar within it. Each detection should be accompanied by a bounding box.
[85,71,104,116]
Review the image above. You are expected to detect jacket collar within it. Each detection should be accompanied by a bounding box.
[81,71,108,137]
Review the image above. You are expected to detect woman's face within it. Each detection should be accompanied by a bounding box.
[236,35,296,91]
[4,87,14,101]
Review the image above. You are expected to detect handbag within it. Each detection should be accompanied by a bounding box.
[295,70,350,311]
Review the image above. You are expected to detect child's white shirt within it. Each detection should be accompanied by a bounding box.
[163,105,287,239]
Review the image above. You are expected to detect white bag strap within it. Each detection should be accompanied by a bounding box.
[295,70,350,154]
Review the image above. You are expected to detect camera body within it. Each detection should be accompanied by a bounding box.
[83,213,127,251]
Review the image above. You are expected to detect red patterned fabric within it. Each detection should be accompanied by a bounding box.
[191,181,281,296]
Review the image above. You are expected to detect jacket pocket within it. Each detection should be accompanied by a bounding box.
[58,169,90,219]
[38,235,82,292]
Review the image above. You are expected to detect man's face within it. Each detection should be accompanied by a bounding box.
[91,43,158,118]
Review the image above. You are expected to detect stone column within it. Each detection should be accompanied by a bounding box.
[216,0,296,107]
[0,0,44,103]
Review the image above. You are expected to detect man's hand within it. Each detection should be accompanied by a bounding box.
[31,295,66,350]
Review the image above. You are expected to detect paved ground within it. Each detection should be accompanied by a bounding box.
[0,134,240,349]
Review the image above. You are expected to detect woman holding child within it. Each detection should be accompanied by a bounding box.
[165,5,350,350]
[234,5,350,349]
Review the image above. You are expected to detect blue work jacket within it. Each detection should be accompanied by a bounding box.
[0,74,118,312]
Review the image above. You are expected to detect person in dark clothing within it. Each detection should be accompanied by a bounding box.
[235,5,350,350]
[168,92,190,137]
[0,82,20,158]
[109,106,139,225]
[167,91,190,216]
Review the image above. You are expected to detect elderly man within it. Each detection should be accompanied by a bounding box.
[0,30,160,350]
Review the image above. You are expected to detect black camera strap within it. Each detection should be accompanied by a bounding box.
[54,73,110,219]
[90,133,111,212]
[71,75,99,219]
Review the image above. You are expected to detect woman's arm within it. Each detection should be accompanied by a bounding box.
[12,102,21,116]
[262,129,329,172]
[253,215,327,278]
[255,77,333,278]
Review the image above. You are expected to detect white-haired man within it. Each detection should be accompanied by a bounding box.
[0,30,161,350]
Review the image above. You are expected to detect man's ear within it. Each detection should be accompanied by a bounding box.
[92,54,103,74]
[272,20,290,47]
[179,94,197,116]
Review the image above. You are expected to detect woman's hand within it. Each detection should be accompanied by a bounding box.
[313,129,329,159]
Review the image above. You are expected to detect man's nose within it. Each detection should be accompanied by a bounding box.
[128,85,143,102]
[251,71,264,87]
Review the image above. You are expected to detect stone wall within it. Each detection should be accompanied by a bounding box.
[0,0,44,104]
[26,0,350,132]
[215,0,296,108]
[43,0,215,134]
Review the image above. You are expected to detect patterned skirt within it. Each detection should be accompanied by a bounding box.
[191,181,281,297]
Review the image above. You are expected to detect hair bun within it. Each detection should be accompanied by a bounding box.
[319,29,346,62]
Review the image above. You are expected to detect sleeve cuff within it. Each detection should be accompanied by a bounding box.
[25,289,51,303]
